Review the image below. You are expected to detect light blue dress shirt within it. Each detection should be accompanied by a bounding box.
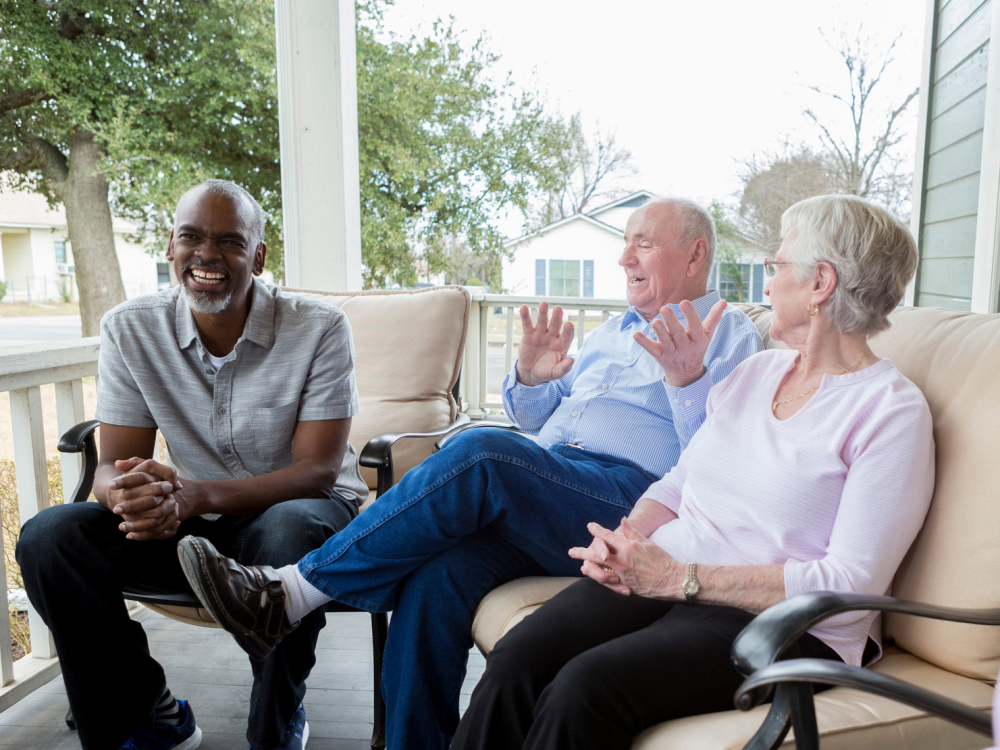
[501,291,764,479]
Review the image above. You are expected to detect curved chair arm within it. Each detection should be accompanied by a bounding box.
[733,591,1000,684]
[359,414,471,497]
[736,658,992,737]
[433,419,524,451]
[57,419,100,503]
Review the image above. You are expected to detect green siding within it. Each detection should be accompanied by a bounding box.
[916,0,991,308]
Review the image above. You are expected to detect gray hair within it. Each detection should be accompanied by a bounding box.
[780,195,917,337]
[642,196,716,271]
[195,179,266,250]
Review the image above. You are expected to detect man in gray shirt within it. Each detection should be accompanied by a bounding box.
[17,180,364,750]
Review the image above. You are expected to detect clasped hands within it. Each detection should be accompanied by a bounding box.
[107,458,198,541]
[569,518,684,598]
[515,299,727,388]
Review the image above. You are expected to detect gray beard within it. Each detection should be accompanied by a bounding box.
[181,282,233,315]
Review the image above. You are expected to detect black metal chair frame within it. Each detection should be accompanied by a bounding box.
[730,591,1000,749]
[55,410,485,749]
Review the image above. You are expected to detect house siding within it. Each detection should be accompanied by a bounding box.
[915,0,992,310]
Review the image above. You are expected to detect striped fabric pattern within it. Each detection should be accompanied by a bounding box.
[501,291,764,478]
[646,350,936,666]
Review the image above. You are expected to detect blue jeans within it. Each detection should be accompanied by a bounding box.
[297,429,657,750]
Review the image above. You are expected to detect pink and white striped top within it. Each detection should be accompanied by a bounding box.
[646,349,936,667]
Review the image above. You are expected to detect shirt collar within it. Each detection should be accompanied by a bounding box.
[173,278,276,351]
[620,289,723,330]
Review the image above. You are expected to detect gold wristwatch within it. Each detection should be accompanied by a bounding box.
[681,562,700,602]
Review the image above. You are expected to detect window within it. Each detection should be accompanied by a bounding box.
[549,260,580,297]
[718,263,751,302]
[157,263,171,291]
[583,260,594,298]
[54,241,66,264]
[535,259,546,295]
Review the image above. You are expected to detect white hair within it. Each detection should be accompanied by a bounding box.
[642,196,716,270]
[780,195,918,337]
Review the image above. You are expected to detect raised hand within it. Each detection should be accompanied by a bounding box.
[634,299,727,388]
[514,301,576,387]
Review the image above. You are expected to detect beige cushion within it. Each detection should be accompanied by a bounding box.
[142,603,220,628]
[472,576,577,652]
[632,649,993,750]
[287,286,470,490]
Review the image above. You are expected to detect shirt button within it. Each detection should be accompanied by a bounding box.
[626,357,634,363]
[601,383,609,389]
[222,448,232,456]
[675,399,681,405]
[217,407,227,415]
[205,368,214,375]
[685,399,692,406]
[571,411,578,417]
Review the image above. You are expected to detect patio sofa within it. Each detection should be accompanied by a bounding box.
[58,285,472,749]
[469,303,1000,750]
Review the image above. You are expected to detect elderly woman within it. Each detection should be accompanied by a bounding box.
[450,194,936,750]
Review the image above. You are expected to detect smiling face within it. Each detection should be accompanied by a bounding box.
[618,203,707,320]
[763,230,813,344]
[165,187,265,316]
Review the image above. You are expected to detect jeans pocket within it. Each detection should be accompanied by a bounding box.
[250,401,299,465]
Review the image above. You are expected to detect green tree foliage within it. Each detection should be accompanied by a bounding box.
[0,0,281,335]
[709,200,752,303]
[356,6,570,289]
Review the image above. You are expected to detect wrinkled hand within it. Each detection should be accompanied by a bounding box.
[109,457,184,541]
[569,518,684,598]
[515,301,575,387]
[634,299,726,388]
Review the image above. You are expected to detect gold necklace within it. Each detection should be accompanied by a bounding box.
[772,352,868,416]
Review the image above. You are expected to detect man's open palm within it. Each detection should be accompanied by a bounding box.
[515,302,576,387]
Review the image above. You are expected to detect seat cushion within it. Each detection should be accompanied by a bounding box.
[287,286,470,490]
[474,579,993,750]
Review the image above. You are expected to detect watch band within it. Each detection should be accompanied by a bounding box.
[682,562,700,602]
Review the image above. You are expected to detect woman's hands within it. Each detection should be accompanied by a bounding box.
[635,299,727,388]
[569,518,685,598]
[514,301,576,387]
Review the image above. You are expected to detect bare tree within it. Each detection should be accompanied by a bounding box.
[535,114,638,225]
[804,27,919,216]
[738,146,836,253]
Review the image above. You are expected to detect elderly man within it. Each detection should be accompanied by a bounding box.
[17,180,366,750]
[178,197,764,750]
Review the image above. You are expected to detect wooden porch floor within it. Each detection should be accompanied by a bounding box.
[0,610,486,750]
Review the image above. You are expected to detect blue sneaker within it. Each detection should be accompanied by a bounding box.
[121,699,203,750]
[249,704,309,750]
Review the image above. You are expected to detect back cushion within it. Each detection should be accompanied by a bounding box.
[288,286,469,489]
[741,304,1000,680]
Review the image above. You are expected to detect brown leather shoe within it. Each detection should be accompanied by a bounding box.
[176,536,297,661]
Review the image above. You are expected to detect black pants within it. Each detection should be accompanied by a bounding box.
[16,496,355,750]
[452,578,842,750]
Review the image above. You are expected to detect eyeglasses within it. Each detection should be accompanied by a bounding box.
[763,258,797,278]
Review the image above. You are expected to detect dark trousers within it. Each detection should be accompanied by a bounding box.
[452,578,842,750]
[16,496,355,750]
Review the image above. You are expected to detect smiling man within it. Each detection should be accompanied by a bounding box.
[176,197,764,750]
[16,180,367,750]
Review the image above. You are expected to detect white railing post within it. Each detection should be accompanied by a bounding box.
[462,293,486,419]
[0,530,13,687]
[54,379,86,504]
[9,387,56,659]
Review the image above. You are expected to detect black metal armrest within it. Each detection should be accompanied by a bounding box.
[732,591,1000,712]
[359,414,471,496]
[433,419,523,451]
[57,419,100,503]
[736,658,992,737]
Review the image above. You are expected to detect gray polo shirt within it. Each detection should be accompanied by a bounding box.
[96,279,368,512]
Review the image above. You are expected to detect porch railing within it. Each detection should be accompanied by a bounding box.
[0,338,99,712]
[461,293,628,416]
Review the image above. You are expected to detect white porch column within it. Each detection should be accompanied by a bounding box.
[274,0,363,292]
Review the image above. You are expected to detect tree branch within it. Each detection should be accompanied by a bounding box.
[0,87,52,116]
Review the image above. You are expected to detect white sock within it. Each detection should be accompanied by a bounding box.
[277,564,331,624]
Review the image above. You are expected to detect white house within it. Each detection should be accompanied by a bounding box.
[0,190,169,303]
[503,190,771,305]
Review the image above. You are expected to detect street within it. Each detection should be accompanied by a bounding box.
[0,315,83,346]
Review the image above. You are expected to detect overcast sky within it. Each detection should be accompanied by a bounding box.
[380,0,926,228]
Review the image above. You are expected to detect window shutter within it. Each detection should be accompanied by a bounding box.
[535,259,546,295]
[752,264,764,303]
[584,260,594,297]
